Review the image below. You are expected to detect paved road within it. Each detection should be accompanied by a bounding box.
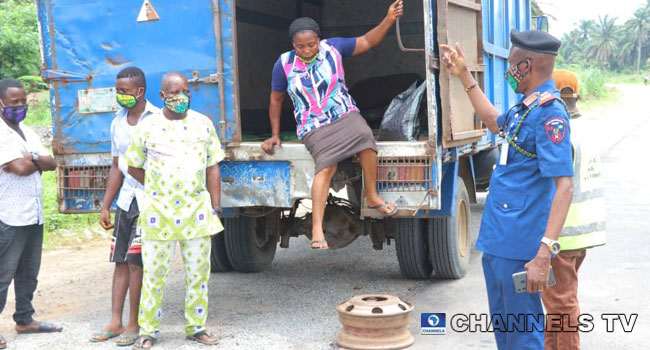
[1,85,648,349]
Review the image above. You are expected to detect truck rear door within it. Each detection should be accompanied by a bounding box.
[436,0,486,148]
[37,0,240,212]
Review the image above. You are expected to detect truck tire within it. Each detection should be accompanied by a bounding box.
[224,216,277,273]
[210,233,233,273]
[430,177,472,279]
[394,218,434,279]
[474,148,499,191]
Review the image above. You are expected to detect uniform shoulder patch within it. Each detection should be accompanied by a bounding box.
[544,117,567,144]
[523,92,540,107]
[539,92,556,106]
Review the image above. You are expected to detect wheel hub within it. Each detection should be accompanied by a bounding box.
[336,294,414,350]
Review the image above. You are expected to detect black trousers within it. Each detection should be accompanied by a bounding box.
[0,220,43,325]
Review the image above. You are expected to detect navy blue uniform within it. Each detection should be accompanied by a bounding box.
[477,79,574,350]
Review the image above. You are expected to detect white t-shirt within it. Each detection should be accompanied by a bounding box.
[110,101,159,211]
[0,119,50,226]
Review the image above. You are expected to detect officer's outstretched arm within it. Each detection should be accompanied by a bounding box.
[440,43,500,134]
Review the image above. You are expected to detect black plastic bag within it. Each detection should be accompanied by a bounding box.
[377,80,426,141]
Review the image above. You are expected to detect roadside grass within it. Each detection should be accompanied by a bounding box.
[579,85,623,119]
[607,72,648,85]
[25,91,52,127]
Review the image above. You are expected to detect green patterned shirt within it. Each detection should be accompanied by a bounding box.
[125,110,225,241]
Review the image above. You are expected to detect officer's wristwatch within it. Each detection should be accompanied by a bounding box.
[31,152,40,162]
[541,237,561,255]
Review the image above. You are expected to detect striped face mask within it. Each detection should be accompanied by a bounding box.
[504,58,530,93]
[0,100,28,124]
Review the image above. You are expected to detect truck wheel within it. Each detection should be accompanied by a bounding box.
[210,233,232,273]
[430,177,472,279]
[394,218,434,279]
[224,216,277,273]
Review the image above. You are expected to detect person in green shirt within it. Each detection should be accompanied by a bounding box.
[125,72,224,348]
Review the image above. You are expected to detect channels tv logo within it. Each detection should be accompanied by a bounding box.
[421,313,446,335]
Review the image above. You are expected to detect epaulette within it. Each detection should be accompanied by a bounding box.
[523,92,540,107]
[538,92,557,106]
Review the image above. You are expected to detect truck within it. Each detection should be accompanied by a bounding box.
[36,0,530,280]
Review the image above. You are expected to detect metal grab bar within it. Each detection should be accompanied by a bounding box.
[395,17,425,52]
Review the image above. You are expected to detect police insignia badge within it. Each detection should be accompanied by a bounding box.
[545,118,567,144]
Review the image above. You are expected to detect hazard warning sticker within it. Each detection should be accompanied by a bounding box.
[137,0,160,22]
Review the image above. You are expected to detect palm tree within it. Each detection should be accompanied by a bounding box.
[577,19,596,42]
[618,31,638,68]
[587,15,619,68]
[624,8,650,71]
[560,30,586,64]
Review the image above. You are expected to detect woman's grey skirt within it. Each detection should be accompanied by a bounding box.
[302,112,377,174]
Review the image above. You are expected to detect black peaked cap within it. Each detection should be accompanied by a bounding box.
[510,29,561,55]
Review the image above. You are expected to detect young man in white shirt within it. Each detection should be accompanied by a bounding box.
[0,79,60,349]
[90,68,159,346]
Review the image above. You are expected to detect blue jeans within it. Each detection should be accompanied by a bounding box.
[0,220,43,325]
[482,253,545,350]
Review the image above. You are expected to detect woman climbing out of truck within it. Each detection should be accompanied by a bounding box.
[261,0,405,250]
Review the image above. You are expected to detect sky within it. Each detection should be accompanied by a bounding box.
[540,0,647,38]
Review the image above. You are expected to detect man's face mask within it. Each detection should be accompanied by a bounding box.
[505,58,530,93]
[162,91,190,114]
[0,100,28,124]
[116,88,143,109]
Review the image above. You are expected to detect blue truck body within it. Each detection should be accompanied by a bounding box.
[37,0,530,278]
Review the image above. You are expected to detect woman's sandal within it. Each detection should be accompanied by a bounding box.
[368,201,398,216]
[186,330,219,346]
[133,335,156,349]
[116,333,139,347]
[89,331,119,342]
[310,239,329,250]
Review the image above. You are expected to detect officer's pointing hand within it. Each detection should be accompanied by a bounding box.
[440,42,468,77]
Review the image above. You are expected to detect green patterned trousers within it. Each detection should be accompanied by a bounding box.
[138,235,212,337]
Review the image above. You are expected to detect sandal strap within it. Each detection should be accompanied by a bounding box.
[135,335,155,347]
[192,330,208,338]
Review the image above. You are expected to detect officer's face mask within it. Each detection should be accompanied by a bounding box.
[162,91,190,114]
[505,58,530,93]
[0,99,28,124]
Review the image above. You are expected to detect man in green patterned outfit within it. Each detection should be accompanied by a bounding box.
[125,71,224,348]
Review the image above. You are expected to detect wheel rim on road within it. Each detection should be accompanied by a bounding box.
[336,294,415,350]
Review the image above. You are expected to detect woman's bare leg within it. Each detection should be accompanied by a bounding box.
[311,165,337,248]
[358,149,395,213]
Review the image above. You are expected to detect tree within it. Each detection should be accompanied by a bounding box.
[624,7,650,71]
[577,19,596,42]
[0,0,41,79]
[587,15,620,68]
[560,30,587,64]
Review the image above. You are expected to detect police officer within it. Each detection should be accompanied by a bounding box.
[441,30,574,349]
[542,70,606,350]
